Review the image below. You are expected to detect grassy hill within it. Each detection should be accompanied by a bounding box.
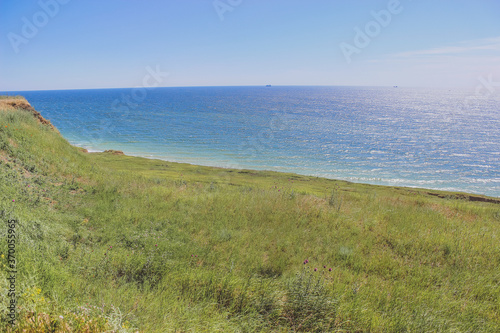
[1,96,499,332]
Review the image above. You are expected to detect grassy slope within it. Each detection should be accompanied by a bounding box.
[0,97,499,332]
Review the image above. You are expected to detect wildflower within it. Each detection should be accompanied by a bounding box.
[329,268,332,272]
[12,199,15,202]
[323,265,326,268]
[1,254,4,258]
[314,268,317,272]
[155,244,157,247]
[59,315,64,320]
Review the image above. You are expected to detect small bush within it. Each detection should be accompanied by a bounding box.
[328,187,342,211]
[281,268,337,331]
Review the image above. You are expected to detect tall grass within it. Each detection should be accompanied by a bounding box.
[1,102,499,331]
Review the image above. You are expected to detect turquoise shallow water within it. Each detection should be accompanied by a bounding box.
[12,86,500,197]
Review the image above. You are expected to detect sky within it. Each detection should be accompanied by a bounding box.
[0,0,499,91]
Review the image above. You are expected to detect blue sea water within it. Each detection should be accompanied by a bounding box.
[11,86,500,197]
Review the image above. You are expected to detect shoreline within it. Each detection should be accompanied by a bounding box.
[69,142,500,199]
[92,148,500,204]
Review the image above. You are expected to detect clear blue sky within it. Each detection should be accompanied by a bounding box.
[1,0,499,91]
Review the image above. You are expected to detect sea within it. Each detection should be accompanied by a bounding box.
[9,86,500,197]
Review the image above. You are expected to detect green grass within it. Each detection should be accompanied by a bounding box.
[0,95,25,100]
[1,99,499,332]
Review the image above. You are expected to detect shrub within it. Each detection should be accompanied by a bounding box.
[281,268,337,331]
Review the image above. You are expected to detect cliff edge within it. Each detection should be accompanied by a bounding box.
[0,96,56,130]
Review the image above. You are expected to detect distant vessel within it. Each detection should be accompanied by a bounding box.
[266,85,271,87]
[393,85,398,88]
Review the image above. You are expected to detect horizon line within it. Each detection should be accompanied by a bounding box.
[1,84,469,93]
